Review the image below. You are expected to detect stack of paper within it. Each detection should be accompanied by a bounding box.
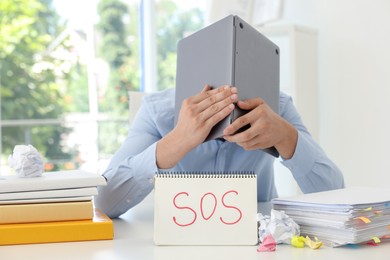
[271,187,390,247]
[0,170,113,245]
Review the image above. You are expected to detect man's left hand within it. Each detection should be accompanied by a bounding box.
[223,97,298,159]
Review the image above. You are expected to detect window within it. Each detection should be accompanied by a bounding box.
[0,0,206,175]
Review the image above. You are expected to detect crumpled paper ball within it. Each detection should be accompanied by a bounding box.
[257,209,300,244]
[8,144,44,178]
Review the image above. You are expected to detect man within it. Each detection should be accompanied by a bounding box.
[94,85,344,218]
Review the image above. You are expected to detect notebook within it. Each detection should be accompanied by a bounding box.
[154,172,258,245]
[174,15,280,156]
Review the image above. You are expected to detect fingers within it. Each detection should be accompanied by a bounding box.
[194,85,239,130]
[224,116,274,151]
[225,133,262,150]
[197,86,237,113]
[201,84,212,93]
[181,85,234,120]
[223,98,265,136]
[224,127,265,148]
[223,101,267,147]
[191,84,220,102]
[204,102,235,129]
[223,98,285,152]
[237,97,264,110]
[224,117,257,142]
[223,109,254,136]
[178,84,238,136]
[192,85,236,104]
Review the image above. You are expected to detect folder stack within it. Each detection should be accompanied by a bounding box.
[271,187,390,247]
[0,170,113,245]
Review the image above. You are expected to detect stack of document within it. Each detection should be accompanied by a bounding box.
[272,187,390,247]
[0,170,113,245]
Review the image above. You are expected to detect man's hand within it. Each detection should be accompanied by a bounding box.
[156,85,238,169]
[174,85,238,149]
[223,97,298,159]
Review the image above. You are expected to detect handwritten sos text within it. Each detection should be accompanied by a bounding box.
[172,190,243,227]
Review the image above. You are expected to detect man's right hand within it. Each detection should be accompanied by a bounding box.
[156,85,238,169]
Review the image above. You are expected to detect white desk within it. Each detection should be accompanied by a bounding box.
[2,194,390,260]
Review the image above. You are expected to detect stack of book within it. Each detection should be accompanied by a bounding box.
[0,170,113,245]
[272,187,390,247]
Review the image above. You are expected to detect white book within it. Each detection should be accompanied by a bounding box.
[0,170,106,193]
[0,187,98,201]
[0,196,92,205]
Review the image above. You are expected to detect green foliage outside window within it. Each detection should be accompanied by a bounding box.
[0,0,205,169]
[95,0,204,156]
[0,0,82,170]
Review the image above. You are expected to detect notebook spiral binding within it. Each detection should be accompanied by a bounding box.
[155,171,256,178]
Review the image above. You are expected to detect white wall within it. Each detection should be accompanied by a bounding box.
[272,0,390,188]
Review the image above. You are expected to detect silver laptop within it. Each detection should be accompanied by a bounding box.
[174,15,280,156]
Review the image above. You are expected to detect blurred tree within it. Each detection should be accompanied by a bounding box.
[96,0,138,156]
[95,0,203,155]
[96,0,204,111]
[155,1,204,90]
[0,0,77,170]
[97,0,132,114]
[97,0,130,69]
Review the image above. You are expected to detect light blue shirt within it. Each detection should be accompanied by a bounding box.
[94,88,344,218]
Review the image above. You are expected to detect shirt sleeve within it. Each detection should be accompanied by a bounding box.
[94,96,160,218]
[279,93,345,193]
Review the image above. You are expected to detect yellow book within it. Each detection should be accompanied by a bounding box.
[0,209,113,245]
[0,201,94,224]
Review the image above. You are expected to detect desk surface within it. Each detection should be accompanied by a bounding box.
[2,193,390,260]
